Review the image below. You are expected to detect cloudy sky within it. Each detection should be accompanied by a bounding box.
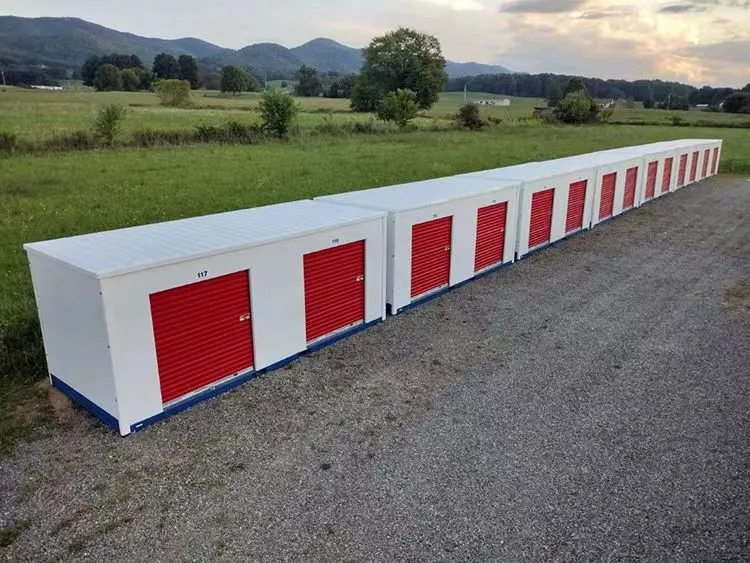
[5,0,750,86]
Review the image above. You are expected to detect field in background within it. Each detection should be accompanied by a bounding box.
[1,86,750,453]
[3,87,749,144]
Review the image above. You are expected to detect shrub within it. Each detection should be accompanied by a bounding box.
[93,105,126,145]
[557,91,596,124]
[599,107,614,122]
[670,115,684,126]
[131,129,192,147]
[457,103,485,130]
[155,79,192,107]
[0,132,18,154]
[120,69,139,92]
[258,89,298,138]
[376,89,419,129]
[43,130,97,151]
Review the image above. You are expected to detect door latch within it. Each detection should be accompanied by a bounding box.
[356,275,365,282]
[239,313,251,322]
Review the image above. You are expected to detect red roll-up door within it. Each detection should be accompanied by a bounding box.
[623,167,638,210]
[662,157,673,194]
[677,154,687,187]
[702,149,710,179]
[304,241,365,343]
[644,161,658,200]
[529,188,555,249]
[711,148,719,175]
[565,180,587,234]
[599,173,616,220]
[411,217,452,298]
[150,271,254,405]
[475,202,507,272]
[689,151,699,182]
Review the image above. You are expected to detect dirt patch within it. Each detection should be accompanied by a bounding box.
[725,280,750,319]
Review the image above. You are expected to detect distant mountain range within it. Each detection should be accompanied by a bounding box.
[0,16,512,79]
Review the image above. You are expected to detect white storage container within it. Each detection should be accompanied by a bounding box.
[316,175,520,314]
[465,159,597,258]
[24,200,387,435]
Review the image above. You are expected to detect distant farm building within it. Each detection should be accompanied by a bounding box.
[30,85,63,91]
[475,98,511,107]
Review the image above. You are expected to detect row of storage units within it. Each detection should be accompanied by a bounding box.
[24,139,722,434]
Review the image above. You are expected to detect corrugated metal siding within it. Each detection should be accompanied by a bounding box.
[150,271,254,405]
[303,241,365,343]
[529,189,555,248]
[565,180,588,233]
[702,149,710,179]
[689,151,699,182]
[474,202,507,272]
[411,217,452,298]
[644,161,658,200]
[599,173,616,220]
[662,158,673,194]
[678,154,688,187]
[623,167,638,210]
[711,148,719,175]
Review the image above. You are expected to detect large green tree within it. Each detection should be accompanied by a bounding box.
[295,65,322,97]
[153,53,180,80]
[351,27,448,112]
[221,66,248,95]
[178,55,200,89]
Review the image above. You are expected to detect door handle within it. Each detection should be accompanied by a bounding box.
[356,275,365,282]
[239,313,251,322]
[445,245,451,251]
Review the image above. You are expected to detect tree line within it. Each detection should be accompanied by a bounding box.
[445,73,740,110]
[81,53,199,91]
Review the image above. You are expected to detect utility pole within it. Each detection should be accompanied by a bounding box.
[464,83,467,102]
[1,69,6,87]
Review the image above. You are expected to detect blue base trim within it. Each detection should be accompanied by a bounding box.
[518,227,592,261]
[306,318,382,352]
[129,319,383,434]
[50,375,120,432]
[259,353,300,374]
[390,261,515,315]
[131,369,261,433]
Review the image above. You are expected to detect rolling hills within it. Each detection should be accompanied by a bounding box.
[0,16,511,79]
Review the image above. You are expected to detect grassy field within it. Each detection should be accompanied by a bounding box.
[1,86,749,453]
[4,87,747,145]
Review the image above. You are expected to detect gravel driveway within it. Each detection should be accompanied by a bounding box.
[2,175,749,562]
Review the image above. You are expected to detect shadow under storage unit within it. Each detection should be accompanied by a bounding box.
[24,200,387,435]
[465,159,597,259]
[316,175,520,314]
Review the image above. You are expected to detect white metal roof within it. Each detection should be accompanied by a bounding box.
[315,174,519,212]
[459,157,597,182]
[24,200,386,279]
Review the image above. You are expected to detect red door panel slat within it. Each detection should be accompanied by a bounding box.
[599,173,616,220]
[529,189,554,248]
[711,148,719,175]
[662,157,673,193]
[623,167,638,210]
[150,271,254,404]
[565,180,587,234]
[475,202,507,272]
[689,151,699,182]
[702,149,710,179]
[304,240,365,343]
[411,217,452,298]
[644,161,658,200]
[678,154,687,187]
